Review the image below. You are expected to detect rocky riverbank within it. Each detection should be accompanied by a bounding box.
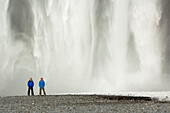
[0,95,170,113]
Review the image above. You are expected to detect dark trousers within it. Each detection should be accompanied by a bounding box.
[28,86,34,96]
[39,87,46,96]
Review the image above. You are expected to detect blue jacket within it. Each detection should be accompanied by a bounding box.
[39,80,45,87]
[28,80,34,87]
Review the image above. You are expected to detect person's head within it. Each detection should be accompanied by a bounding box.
[30,78,32,81]
[41,78,43,80]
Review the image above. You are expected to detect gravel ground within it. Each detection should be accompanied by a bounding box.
[0,95,170,113]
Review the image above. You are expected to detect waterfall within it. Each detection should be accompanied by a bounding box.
[0,0,169,96]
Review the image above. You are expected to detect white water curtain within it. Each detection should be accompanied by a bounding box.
[0,0,166,96]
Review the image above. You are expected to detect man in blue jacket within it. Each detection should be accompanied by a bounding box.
[27,78,34,96]
[39,78,46,96]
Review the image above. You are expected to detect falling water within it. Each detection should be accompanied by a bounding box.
[0,0,169,96]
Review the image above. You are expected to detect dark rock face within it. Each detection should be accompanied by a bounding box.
[160,0,170,75]
[126,33,140,73]
[0,95,169,112]
[8,0,34,39]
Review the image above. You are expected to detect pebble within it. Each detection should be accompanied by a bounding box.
[0,95,169,112]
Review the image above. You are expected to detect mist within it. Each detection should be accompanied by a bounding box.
[0,0,170,96]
